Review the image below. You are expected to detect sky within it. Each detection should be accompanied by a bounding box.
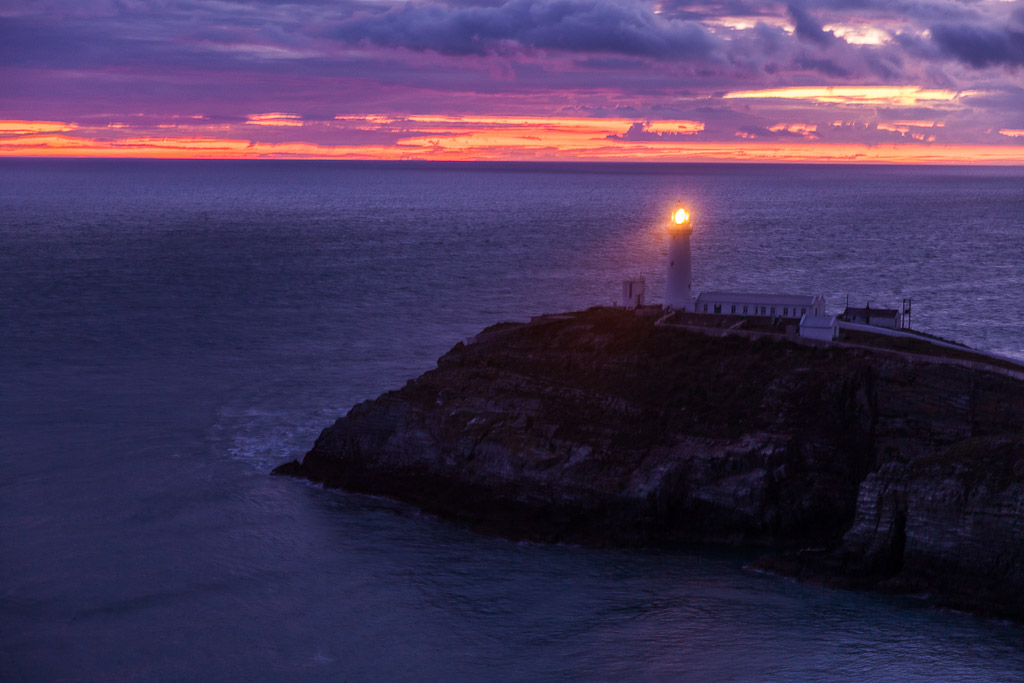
[2,0,1024,162]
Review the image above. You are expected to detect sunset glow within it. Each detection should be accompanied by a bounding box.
[3,116,1023,164]
[1,0,1022,163]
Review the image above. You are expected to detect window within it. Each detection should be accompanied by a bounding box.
[731,305,736,314]
[801,308,806,315]
[703,304,708,312]
[783,307,788,316]
[770,307,775,316]
[761,307,766,315]
[743,306,748,314]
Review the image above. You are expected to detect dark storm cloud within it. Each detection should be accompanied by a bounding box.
[330,0,723,60]
[799,0,982,22]
[891,30,940,60]
[792,54,850,77]
[929,23,1024,68]
[652,0,779,22]
[786,4,837,46]
[2,0,1014,84]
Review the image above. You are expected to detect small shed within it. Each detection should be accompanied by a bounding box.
[800,314,838,341]
[621,278,646,308]
[840,305,901,329]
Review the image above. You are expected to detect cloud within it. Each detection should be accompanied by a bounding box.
[735,124,803,139]
[3,0,1024,156]
[929,23,1024,68]
[787,4,838,46]
[793,54,850,77]
[330,0,723,60]
[606,120,704,141]
[246,113,305,127]
[5,113,1020,163]
[721,86,969,106]
[800,0,983,23]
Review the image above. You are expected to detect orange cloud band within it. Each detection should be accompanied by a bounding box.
[1,116,1022,164]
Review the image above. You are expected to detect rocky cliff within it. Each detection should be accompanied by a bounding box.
[274,308,1024,619]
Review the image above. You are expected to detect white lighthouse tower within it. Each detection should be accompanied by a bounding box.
[664,207,694,311]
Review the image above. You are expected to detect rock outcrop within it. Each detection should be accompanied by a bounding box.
[274,308,1024,619]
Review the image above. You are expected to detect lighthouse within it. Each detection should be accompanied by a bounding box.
[659,206,829,327]
[664,207,694,311]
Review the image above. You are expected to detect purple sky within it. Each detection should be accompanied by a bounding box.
[2,0,1023,160]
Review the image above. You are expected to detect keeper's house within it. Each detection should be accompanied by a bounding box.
[694,292,826,320]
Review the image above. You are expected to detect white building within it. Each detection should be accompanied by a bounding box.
[695,292,825,319]
[840,305,901,329]
[664,208,694,311]
[621,278,646,308]
[799,314,839,341]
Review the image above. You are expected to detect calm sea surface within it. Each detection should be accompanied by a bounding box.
[2,160,1023,680]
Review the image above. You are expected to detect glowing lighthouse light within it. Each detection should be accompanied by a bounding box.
[664,206,695,310]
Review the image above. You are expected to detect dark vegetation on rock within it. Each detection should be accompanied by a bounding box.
[274,308,1024,620]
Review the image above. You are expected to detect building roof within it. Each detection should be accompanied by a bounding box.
[801,314,837,328]
[697,291,821,306]
[842,306,899,318]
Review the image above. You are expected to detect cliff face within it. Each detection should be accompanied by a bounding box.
[798,437,1024,611]
[275,308,1024,618]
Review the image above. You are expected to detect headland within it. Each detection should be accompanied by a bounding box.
[274,307,1024,620]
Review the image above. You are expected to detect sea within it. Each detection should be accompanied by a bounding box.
[2,159,1023,681]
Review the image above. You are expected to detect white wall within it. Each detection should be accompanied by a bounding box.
[664,228,693,310]
[695,298,816,318]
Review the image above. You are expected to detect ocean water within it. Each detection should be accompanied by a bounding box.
[2,159,1023,680]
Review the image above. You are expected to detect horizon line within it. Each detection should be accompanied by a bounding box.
[3,155,1023,167]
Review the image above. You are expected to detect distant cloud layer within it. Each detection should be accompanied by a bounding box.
[331,0,722,60]
[1,0,1022,160]
[929,23,1024,68]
